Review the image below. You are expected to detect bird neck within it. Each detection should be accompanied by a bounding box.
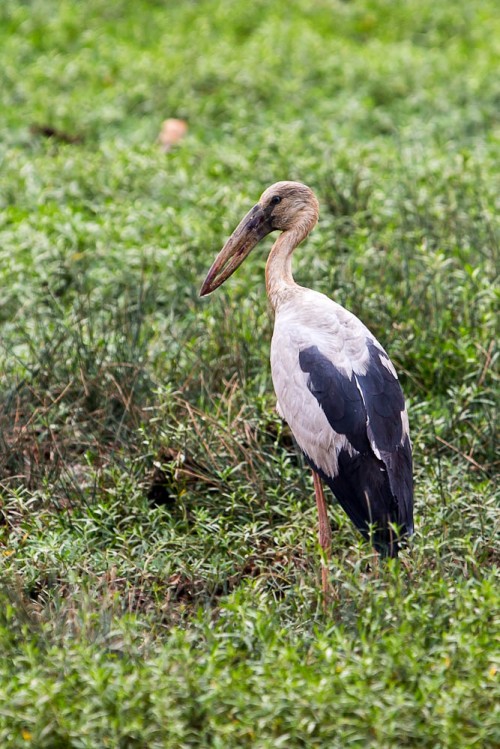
[265,226,308,310]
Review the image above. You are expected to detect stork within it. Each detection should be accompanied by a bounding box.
[200,181,413,596]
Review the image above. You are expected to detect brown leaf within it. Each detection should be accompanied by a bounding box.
[158,118,188,151]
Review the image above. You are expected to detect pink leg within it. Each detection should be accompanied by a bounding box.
[312,470,333,602]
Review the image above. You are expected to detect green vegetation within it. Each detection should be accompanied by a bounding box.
[0,0,498,746]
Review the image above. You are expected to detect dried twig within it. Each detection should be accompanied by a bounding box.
[435,435,487,472]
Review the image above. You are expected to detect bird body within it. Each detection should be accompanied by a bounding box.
[271,285,413,553]
[271,287,382,475]
[201,181,413,563]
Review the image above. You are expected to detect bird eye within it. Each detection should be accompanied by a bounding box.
[270,195,281,205]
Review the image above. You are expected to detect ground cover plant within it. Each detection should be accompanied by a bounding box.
[0,0,498,746]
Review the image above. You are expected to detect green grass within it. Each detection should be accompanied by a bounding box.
[0,0,499,746]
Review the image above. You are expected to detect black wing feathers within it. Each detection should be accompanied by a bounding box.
[299,341,413,555]
[356,339,405,449]
[299,347,369,453]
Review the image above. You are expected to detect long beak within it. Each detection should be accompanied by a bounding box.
[200,204,272,296]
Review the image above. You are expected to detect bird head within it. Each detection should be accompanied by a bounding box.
[200,181,319,296]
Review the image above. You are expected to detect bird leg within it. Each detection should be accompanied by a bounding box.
[312,470,333,605]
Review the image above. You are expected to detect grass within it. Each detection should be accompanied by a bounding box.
[0,0,499,746]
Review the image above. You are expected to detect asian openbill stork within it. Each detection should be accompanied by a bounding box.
[200,182,413,595]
